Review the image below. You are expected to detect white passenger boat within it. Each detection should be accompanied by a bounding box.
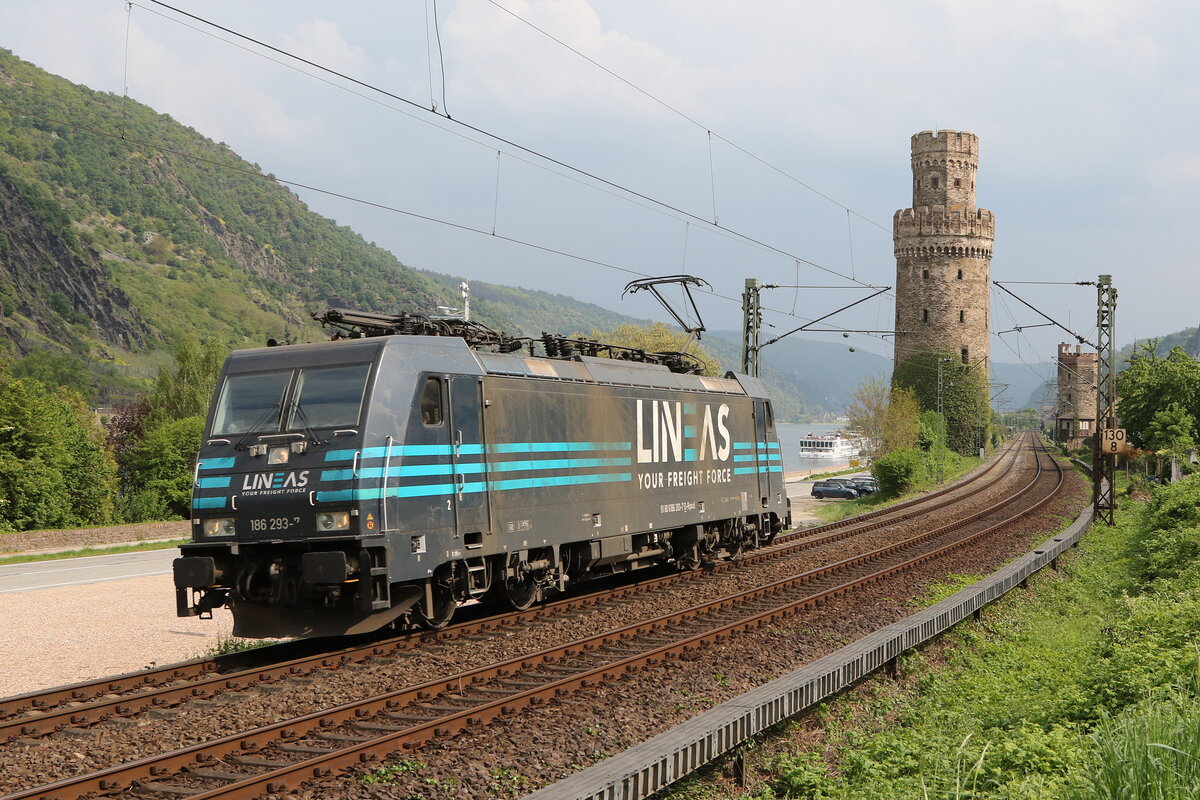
[797,431,863,460]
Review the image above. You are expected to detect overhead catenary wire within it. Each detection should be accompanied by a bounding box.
[423,0,437,112]
[431,0,449,117]
[133,0,882,293]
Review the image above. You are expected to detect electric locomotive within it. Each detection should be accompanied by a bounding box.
[174,310,790,638]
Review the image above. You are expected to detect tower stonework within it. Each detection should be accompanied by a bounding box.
[1054,343,1098,450]
[893,130,994,370]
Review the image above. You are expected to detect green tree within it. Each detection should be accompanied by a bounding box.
[847,378,920,460]
[123,415,205,520]
[1117,343,1200,449]
[147,337,226,423]
[587,322,721,377]
[0,373,117,530]
[10,349,94,401]
[1146,402,1196,474]
[883,385,920,454]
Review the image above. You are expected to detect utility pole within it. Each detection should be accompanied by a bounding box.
[1093,274,1117,525]
[741,278,762,376]
[936,356,952,484]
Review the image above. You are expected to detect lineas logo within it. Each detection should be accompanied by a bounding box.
[241,470,310,491]
[635,399,730,464]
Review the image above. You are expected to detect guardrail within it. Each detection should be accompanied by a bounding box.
[524,504,1094,800]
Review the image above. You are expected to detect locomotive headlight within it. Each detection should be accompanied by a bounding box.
[316,511,351,531]
[202,518,236,537]
[268,446,290,465]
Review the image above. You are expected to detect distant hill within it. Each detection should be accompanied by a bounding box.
[0,47,863,417]
[1119,327,1200,365]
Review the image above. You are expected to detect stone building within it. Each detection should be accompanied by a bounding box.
[1054,342,1098,449]
[893,130,994,370]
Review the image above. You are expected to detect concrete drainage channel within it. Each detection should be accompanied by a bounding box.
[524,505,1095,800]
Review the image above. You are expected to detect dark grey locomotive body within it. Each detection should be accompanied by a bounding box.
[175,334,789,638]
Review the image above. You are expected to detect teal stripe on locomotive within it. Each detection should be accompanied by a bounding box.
[733,466,785,475]
[193,496,227,509]
[315,471,632,502]
[318,456,631,482]
[324,441,633,463]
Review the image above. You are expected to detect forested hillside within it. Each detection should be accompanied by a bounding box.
[0,45,872,419]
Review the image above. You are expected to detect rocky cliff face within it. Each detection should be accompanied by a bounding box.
[0,175,151,356]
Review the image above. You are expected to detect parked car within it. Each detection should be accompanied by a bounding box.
[811,480,859,500]
[848,477,879,495]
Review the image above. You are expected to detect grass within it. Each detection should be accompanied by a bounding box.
[0,538,188,565]
[201,634,275,659]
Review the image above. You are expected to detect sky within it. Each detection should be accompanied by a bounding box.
[0,0,1195,376]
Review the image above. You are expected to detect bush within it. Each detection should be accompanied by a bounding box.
[872,447,926,496]
[1128,474,1200,582]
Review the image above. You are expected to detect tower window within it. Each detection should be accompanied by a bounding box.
[931,177,939,188]
[959,310,965,323]
[957,269,963,279]
[922,269,929,279]
[922,309,929,323]
[954,178,962,188]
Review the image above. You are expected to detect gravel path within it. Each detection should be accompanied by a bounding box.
[0,574,234,698]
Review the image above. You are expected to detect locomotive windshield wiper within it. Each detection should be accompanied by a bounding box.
[233,403,283,451]
[289,402,327,446]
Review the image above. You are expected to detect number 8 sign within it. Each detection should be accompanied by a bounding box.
[1101,428,1129,455]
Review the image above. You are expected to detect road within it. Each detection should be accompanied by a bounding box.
[0,548,178,594]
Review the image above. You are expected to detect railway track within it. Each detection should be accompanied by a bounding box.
[1,434,1071,800]
[0,437,1022,742]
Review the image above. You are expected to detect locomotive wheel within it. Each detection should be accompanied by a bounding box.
[500,574,539,611]
[416,578,457,630]
[677,541,701,571]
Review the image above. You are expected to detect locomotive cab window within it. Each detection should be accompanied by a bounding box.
[420,377,444,425]
[287,363,371,430]
[212,371,290,435]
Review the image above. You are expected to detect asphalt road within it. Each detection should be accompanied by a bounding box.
[0,549,179,594]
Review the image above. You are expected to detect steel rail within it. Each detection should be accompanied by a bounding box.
[0,438,1023,740]
[0,436,1062,800]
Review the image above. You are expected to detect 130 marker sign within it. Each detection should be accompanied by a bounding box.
[1101,428,1130,455]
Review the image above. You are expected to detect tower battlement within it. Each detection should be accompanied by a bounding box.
[911,130,979,157]
[907,130,980,209]
[893,207,995,241]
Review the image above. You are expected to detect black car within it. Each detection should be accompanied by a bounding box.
[849,477,879,495]
[811,480,859,500]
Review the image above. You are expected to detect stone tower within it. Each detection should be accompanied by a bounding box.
[1054,343,1098,449]
[893,130,995,370]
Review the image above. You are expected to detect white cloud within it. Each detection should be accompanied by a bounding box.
[279,19,368,75]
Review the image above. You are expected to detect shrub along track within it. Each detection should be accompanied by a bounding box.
[0,436,1021,744]
[0,434,1086,800]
